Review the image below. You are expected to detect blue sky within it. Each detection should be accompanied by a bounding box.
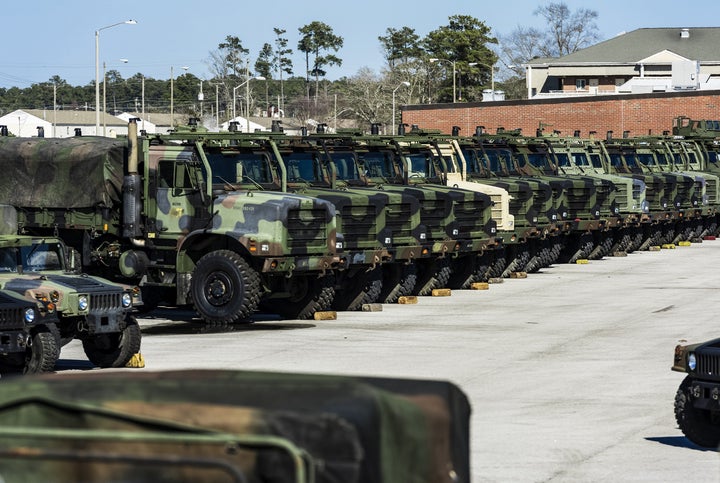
[2,0,719,88]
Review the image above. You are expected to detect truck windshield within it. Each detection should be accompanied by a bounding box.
[0,243,63,273]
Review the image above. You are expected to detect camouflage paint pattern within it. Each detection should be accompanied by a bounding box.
[0,369,471,483]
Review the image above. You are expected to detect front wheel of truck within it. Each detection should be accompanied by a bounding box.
[675,376,720,448]
[0,326,60,374]
[191,250,261,324]
[82,316,142,368]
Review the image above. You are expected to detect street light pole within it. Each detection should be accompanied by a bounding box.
[429,58,457,103]
[232,76,265,130]
[392,81,410,134]
[95,19,136,135]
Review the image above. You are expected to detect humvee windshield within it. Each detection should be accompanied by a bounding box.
[0,242,63,273]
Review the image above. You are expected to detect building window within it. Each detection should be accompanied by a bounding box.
[589,78,599,87]
[576,79,587,90]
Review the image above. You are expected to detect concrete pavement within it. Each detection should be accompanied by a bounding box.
[59,241,720,482]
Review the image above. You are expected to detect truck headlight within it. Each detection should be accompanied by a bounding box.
[122,293,132,308]
[78,295,89,311]
[688,353,697,371]
[24,308,36,323]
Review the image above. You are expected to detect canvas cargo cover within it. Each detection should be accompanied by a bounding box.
[0,136,126,209]
[0,369,471,483]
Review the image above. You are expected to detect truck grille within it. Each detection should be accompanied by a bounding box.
[385,202,413,239]
[420,199,448,241]
[89,292,123,312]
[0,306,23,329]
[696,352,720,379]
[454,200,490,236]
[287,208,328,250]
[340,204,377,246]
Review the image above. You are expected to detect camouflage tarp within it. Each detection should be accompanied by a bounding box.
[0,136,126,209]
[0,369,471,483]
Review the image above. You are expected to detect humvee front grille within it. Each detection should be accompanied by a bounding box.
[89,292,123,312]
[696,352,720,379]
[0,306,23,329]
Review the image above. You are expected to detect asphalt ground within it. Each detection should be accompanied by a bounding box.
[57,240,720,482]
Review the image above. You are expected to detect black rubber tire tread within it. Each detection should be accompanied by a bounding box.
[675,376,720,448]
[0,326,60,374]
[502,245,530,278]
[82,316,142,368]
[332,267,383,311]
[191,250,261,324]
[447,254,480,289]
[380,263,417,303]
[272,274,336,320]
[412,257,452,296]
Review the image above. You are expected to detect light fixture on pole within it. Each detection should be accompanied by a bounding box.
[232,76,265,129]
[429,58,456,103]
[95,19,136,135]
[392,81,410,134]
[469,61,497,100]
[103,58,128,136]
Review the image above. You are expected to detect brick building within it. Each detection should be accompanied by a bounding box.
[402,89,720,138]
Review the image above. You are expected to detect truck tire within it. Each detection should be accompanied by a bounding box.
[412,257,452,296]
[379,263,417,304]
[267,274,335,320]
[82,316,142,368]
[675,376,720,448]
[0,326,60,374]
[332,267,383,311]
[191,250,261,324]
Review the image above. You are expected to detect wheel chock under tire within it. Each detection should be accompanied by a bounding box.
[125,353,145,369]
[313,311,337,320]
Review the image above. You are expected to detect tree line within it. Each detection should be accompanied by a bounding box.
[0,2,599,131]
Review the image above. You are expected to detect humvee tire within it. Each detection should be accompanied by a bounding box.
[82,317,142,368]
[1,326,59,374]
[675,375,720,448]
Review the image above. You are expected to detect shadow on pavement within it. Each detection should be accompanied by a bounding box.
[645,436,717,452]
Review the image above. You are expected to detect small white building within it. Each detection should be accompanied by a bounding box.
[0,109,128,138]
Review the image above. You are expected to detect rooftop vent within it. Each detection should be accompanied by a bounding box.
[680,28,690,39]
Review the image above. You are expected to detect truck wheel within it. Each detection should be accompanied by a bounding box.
[332,267,383,311]
[0,326,60,374]
[379,263,417,303]
[268,274,335,320]
[191,250,261,324]
[412,257,452,296]
[675,376,720,448]
[82,316,142,368]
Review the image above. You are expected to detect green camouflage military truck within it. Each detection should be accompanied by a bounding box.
[152,127,424,311]
[0,288,59,374]
[0,120,340,322]
[320,126,500,292]
[0,369,471,483]
[672,338,720,448]
[0,233,141,368]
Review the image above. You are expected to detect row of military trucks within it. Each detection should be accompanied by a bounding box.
[1,117,720,336]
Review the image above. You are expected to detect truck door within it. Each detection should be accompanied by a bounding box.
[153,155,211,236]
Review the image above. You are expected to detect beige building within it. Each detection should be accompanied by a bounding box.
[525,27,720,99]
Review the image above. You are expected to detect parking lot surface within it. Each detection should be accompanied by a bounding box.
[60,241,720,482]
